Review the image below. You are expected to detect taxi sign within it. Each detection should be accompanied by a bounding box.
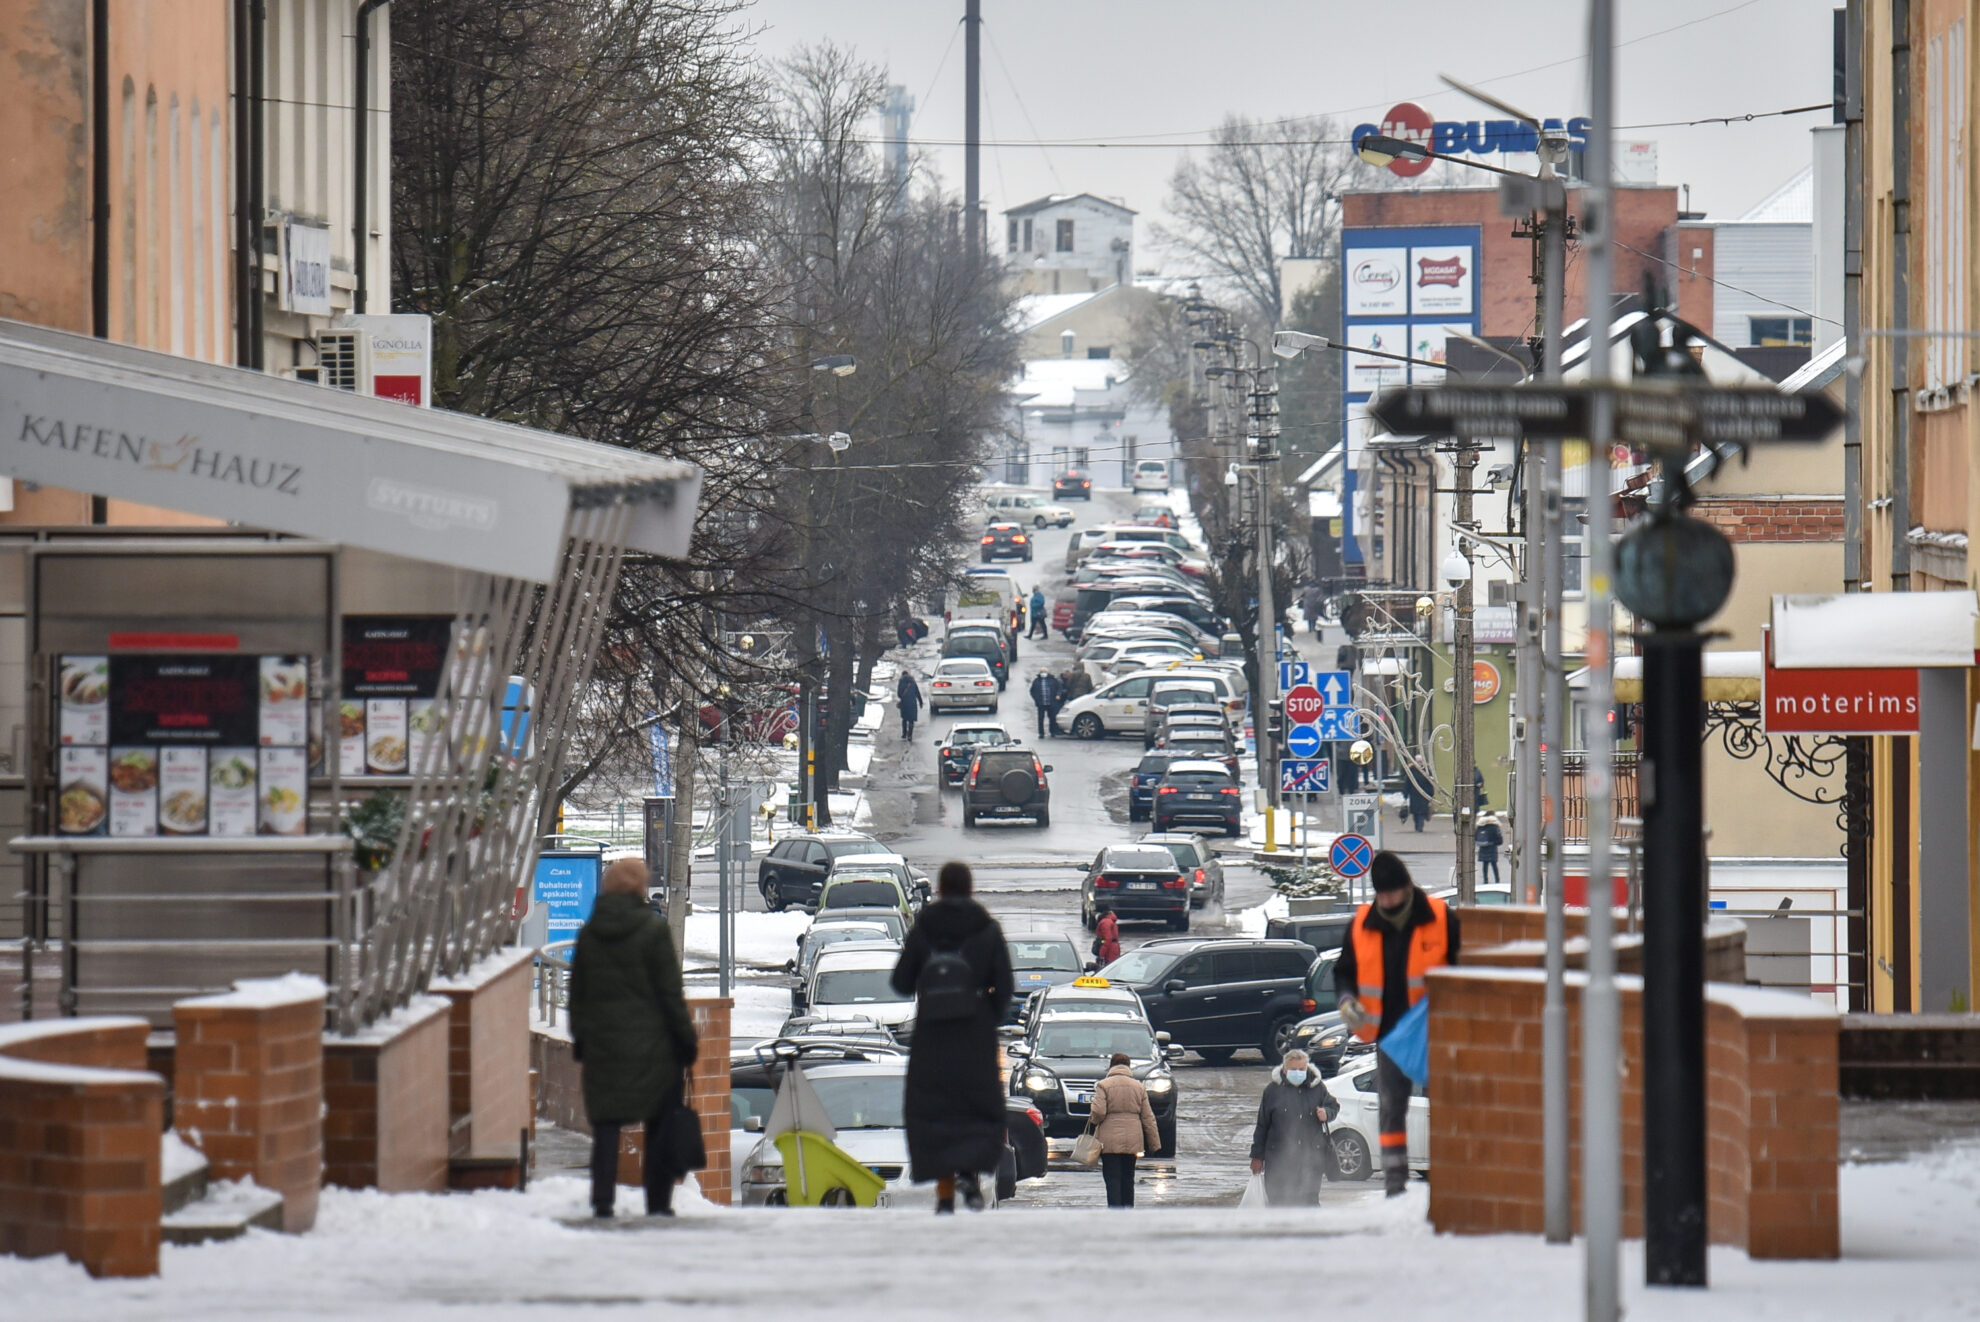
[1072,975,1111,988]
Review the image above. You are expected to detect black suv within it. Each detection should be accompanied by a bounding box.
[1266,911,1354,954]
[1095,937,1317,1063]
[1151,762,1242,835]
[1007,1014,1181,1157]
[961,746,1052,827]
[980,521,1034,562]
[755,832,882,911]
[1079,844,1188,931]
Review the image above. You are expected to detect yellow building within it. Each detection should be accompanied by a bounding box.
[1858,0,1980,1011]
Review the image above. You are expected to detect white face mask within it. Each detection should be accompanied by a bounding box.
[1284,1068,1308,1085]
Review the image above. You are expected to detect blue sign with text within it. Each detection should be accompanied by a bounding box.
[534,851,602,941]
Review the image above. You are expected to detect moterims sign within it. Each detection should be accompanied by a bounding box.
[1352,102,1593,178]
[1761,636,1918,735]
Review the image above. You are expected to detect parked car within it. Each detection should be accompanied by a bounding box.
[1131,503,1176,528]
[1007,1014,1181,1157]
[928,656,1000,713]
[727,1040,905,1203]
[1326,1052,1430,1181]
[788,923,897,1010]
[1053,467,1094,500]
[1155,730,1241,781]
[1005,936,1085,1016]
[1140,832,1226,909]
[980,521,1034,563]
[935,722,1012,785]
[1060,672,1159,740]
[1127,749,1186,823]
[1151,761,1243,836]
[736,1057,951,1206]
[1104,592,1228,642]
[985,492,1076,528]
[962,746,1052,827]
[1143,677,1226,746]
[801,947,918,1038]
[942,632,1009,689]
[1266,911,1355,954]
[815,872,915,922]
[756,831,884,911]
[1079,843,1189,932]
[1283,951,1373,1079]
[1090,640,1199,683]
[1014,978,1150,1041]
[1095,937,1319,1063]
[810,906,909,942]
[1130,459,1172,493]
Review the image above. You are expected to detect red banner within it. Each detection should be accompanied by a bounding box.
[1762,635,1918,734]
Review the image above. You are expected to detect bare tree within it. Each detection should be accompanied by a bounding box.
[1152,115,1359,328]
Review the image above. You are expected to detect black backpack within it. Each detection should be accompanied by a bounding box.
[916,935,984,1022]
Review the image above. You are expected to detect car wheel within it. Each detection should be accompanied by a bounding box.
[1153,1115,1177,1160]
[1081,902,1095,931]
[996,1145,1019,1200]
[1035,808,1050,828]
[1071,713,1103,740]
[1128,805,1145,823]
[1331,1130,1373,1182]
[819,1186,857,1207]
[1168,911,1189,932]
[1154,818,1170,833]
[1195,1047,1235,1064]
[1226,821,1242,838]
[762,883,783,912]
[764,1188,790,1205]
[1262,1015,1302,1064]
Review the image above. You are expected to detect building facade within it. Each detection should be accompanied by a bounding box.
[1003,193,1135,296]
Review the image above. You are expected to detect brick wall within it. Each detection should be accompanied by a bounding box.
[323,995,451,1192]
[1426,966,1839,1258]
[432,947,535,1161]
[1693,497,1845,543]
[1454,906,1747,983]
[172,980,325,1233]
[0,1016,163,1277]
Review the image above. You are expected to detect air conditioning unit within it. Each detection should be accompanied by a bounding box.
[314,328,373,393]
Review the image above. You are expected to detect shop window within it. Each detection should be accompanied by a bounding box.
[1056,219,1075,252]
[1749,317,1812,347]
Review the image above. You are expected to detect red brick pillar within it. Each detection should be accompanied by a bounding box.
[322,995,452,1192]
[612,997,733,1205]
[172,976,326,1233]
[0,1017,163,1277]
[431,947,535,1163]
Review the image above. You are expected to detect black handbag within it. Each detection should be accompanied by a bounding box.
[655,1101,707,1172]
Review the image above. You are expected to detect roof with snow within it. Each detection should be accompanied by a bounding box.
[1735,166,1813,223]
[1013,291,1100,333]
[1004,192,1138,217]
[1011,357,1129,408]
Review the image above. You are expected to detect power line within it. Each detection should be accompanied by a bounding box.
[1614,238,1841,327]
[984,22,1062,192]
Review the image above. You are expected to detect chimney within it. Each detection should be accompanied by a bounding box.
[1061,329,1076,359]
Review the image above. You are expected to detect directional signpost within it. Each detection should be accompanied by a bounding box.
[1284,723,1324,758]
[1369,382,1845,452]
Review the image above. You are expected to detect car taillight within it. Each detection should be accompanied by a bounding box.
[969,764,980,787]
[1301,999,1317,1014]
[1027,1105,1043,1127]
[1157,787,1178,795]
[1033,757,1045,782]
[1220,786,1241,796]
[1013,534,1027,544]
[1194,867,1205,885]
[1162,877,1187,889]
[934,681,952,688]
[1094,875,1120,889]
[1081,481,1090,488]
[981,536,994,545]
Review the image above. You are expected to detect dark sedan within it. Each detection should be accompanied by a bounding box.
[1052,467,1094,500]
[1007,1014,1181,1156]
[980,521,1034,562]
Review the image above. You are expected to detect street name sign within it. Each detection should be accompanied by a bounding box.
[1280,758,1332,794]
[1370,383,1844,450]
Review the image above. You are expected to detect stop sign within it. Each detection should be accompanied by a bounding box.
[1284,684,1325,725]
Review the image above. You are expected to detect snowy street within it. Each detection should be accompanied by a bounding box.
[8,1141,1979,1319]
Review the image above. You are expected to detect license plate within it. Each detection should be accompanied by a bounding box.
[1128,881,1158,890]
[1189,793,1213,801]
[1065,1088,1092,1104]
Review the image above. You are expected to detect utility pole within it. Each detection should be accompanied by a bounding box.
[715,717,733,999]
[963,0,981,261]
[1581,1,1623,1315]
[1249,362,1282,807]
[1538,196,1572,1247]
[1451,441,1477,900]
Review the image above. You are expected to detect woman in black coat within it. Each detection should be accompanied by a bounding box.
[889,861,1014,1213]
[1248,1050,1340,1206]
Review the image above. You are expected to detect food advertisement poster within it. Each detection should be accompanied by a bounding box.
[342,616,450,777]
[58,745,108,835]
[58,656,110,746]
[258,747,308,835]
[206,749,256,837]
[108,656,261,746]
[158,747,209,835]
[107,747,159,837]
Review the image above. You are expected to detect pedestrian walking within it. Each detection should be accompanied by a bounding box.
[1476,810,1504,887]
[1402,773,1430,832]
[1092,902,1120,967]
[1335,852,1459,1196]
[568,859,700,1219]
[897,670,922,741]
[1473,764,1488,810]
[1028,587,1048,639]
[889,861,1015,1213]
[1248,1049,1340,1206]
[1089,1052,1161,1208]
[1027,670,1062,740]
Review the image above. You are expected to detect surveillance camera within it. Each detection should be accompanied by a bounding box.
[1485,464,1513,490]
[1537,133,1571,168]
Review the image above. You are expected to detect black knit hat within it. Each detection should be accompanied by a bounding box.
[1370,850,1412,894]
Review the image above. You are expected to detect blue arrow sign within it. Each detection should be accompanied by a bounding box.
[1278,660,1311,691]
[1331,833,1373,878]
[1316,670,1352,705]
[1285,723,1323,757]
[1279,758,1332,794]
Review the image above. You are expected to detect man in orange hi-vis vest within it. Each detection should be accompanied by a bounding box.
[1334,851,1459,1196]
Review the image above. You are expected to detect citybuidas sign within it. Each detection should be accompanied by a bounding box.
[1352,102,1593,178]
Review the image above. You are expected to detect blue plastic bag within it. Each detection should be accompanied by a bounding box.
[1379,997,1430,1086]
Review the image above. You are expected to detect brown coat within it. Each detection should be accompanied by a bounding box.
[1088,1064,1161,1155]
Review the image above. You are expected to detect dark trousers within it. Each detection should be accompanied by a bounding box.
[1047,702,1065,736]
[590,1091,684,1216]
[1029,617,1047,638]
[1100,1152,1137,1208]
[1375,1052,1413,1195]
[1480,856,1501,886]
[1034,703,1049,737]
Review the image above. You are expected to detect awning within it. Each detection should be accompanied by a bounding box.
[1568,650,1762,703]
[0,319,701,583]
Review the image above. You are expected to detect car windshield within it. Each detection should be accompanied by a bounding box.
[952,729,1006,745]
[1099,949,1176,984]
[1014,496,1043,507]
[1035,1023,1157,1061]
[1041,997,1135,1018]
[1156,842,1200,868]
[822,839,882,858]
[808,926,889,955]
[977,753,1036,774]
[1134,753,1179,775]
[815,910,907,940]
[821,881,899,908]
[811,969,905,1005]
[808,1075,907,1130]
[1007,940,1080,972]
[1164,770,1231,788]
[1105,848,1180,871]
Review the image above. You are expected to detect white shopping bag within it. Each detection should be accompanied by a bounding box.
[1239,1173,1268,1208]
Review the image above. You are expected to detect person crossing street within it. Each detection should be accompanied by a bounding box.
[1334,851,1459,1196]
[1027,669,1062,739]
[1028,586,1048,639]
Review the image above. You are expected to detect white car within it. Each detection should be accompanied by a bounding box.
[1056,672,1162,739]
[986,492,1076,528]
[802,947,917,1035]
[737,1058,974,1209]
[1131,460,1171,493]
[1325,1054,1429,1182]
[1093,640,1200,681]
[928,657,1000,712]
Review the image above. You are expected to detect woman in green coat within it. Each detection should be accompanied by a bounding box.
[569,859,699,1217]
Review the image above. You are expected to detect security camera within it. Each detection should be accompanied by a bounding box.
[1440,550,1472,589]
[1537,132,1572,170]
[1485,464,1513,491]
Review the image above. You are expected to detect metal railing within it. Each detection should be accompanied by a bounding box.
[534,940,575,1029]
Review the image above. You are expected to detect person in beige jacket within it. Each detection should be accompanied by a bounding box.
[1088,1053,1161,1208]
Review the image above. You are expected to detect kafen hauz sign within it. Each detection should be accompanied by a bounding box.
[1351,102,1593,178]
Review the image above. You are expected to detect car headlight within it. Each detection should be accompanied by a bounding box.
[1022,1070,1056,1092]
[1293,1024,1319,1041]
[1317,1034,1345,1049]
[743,1163,784,1185]
[1144,1077,1173,1094]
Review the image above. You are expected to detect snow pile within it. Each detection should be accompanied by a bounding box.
[1235,892,1289,937]
[176,973,326,1010]
[161,1132,206,1185]
[682,908,811,971]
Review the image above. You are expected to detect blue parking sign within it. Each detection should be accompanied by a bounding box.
[1279,660,1311,691]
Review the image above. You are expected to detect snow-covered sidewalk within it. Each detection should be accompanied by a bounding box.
[7,1142,1978,1318]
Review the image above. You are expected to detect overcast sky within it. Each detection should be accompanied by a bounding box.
[741,0,1836,271]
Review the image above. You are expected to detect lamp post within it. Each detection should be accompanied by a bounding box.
[798,356,856,831]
